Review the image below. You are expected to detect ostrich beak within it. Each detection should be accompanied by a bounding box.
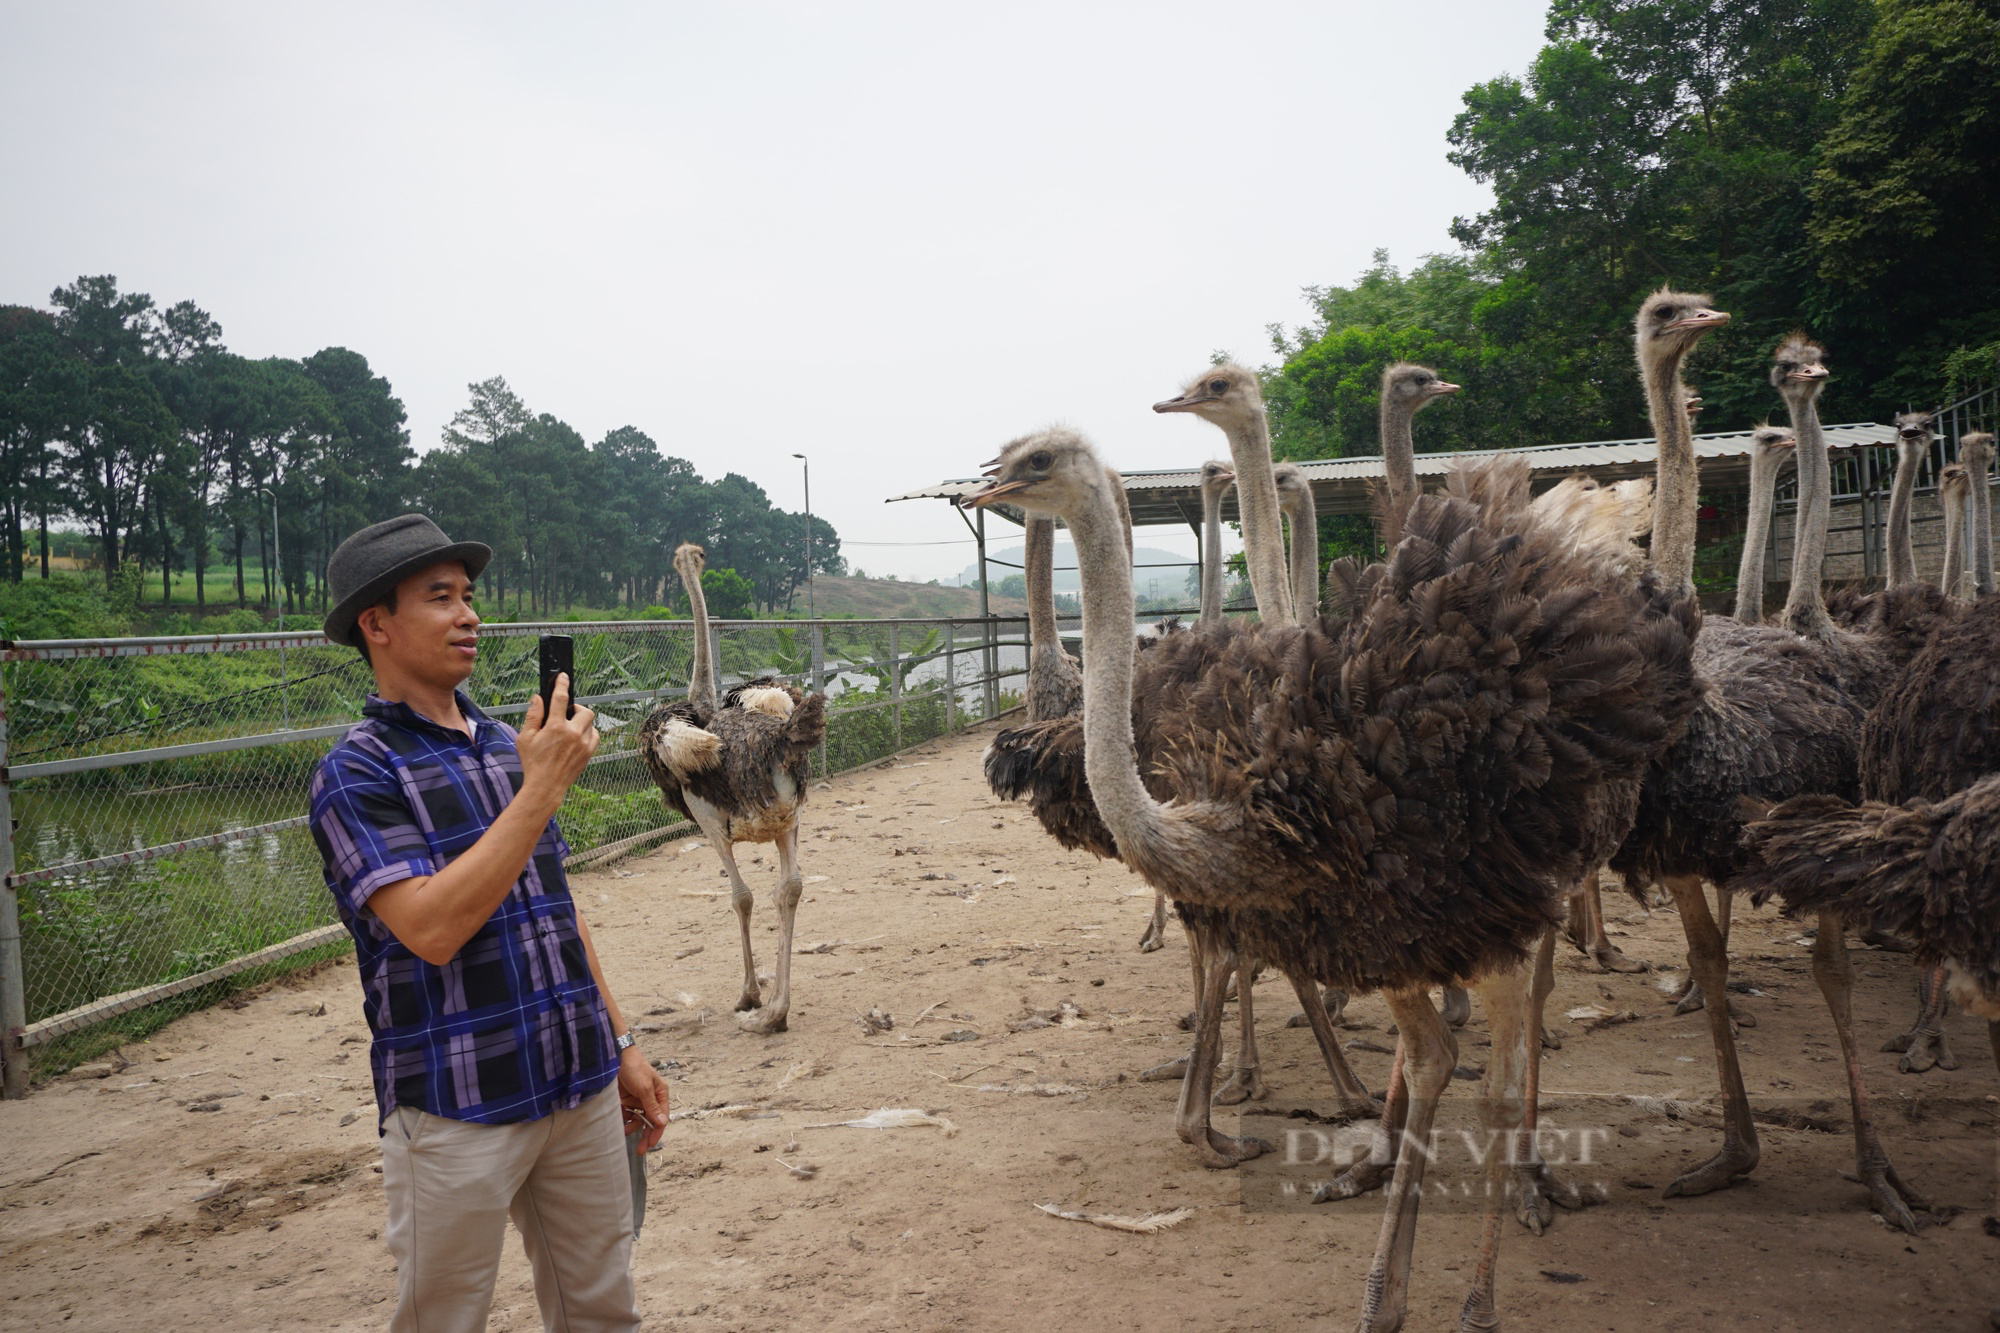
[1773,436,1797,450]
[964,478,1032,509]
[1430,381,1463,397]
[1666,308,1731,331]
[1787,365,1829,382]
[1154,390,1214,414]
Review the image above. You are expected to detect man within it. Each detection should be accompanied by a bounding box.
[309,514,669,1333]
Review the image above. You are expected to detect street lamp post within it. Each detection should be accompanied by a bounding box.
[258,486,282,623]
[791,453,814,619]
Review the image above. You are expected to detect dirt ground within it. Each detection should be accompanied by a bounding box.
[4,720,1998,1332]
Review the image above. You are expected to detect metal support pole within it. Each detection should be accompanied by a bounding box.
[977,507,996,720]
[943,620,956,733]
[889,622,902,751]
[809,624,826,778]
[0,659,27,1098]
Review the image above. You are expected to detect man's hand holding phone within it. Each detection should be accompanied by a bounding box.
[518,672,598,821]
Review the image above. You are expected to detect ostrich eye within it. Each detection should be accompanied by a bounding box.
[1208,379,1228,394]
[1653,304,1675,319]
[1028,451,1053,471]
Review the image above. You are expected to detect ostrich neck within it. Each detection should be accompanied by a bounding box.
[1885,445,1920,587]
[682,563,717,709]
[1643,349,1700,595]
[1781,390,1833,637]
[1973,455,1995,595]
[1380,396,1418,546]
[1942,486,1967,596]
[1198,484,1225,628]
[1068,479,1204,887]
[1284,487,1319,619]
[1734,450,1786,623]
[1025,515,1061,649]
[1221,415,1296,626]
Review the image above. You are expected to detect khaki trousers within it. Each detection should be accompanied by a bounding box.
[381,1085,640,1333]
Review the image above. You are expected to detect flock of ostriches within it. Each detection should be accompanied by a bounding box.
[637,290,2000,1331]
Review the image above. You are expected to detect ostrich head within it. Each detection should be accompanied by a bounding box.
[967,428,1108,524]
[1941,462,1972,498]
[1272,461,1311,504]
[1634,288,1731,370]
[673,542,706,582]
[1752,424,1797,460]
[1152,362,1265,431]
[1893,410,1934,470]
[1381,362,1461,415]
[1199,459,1235,496]
[1960,431,1994,475]
[1770,333,1830,403]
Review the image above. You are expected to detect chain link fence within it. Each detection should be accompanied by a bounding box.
[0,615,1029,1092]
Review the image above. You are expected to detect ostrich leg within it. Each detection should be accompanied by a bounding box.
[1215,961,1269,1105]
[703,827,764,1014]
[1880,960,1959,1073]
[1287,985,1350,1029]
[1671,884,1754,1026]
[739,824,803,1035]
[1314,1038,1407,1203]
[1565,879,1646,973]
[1354,986,1457,1333]
[1660,874,1761,1197]
[1457,956,1534,1333]
[1810,910,1927,1232]
[1512,929,1586,1232]
[1173,923,1271,1167]
[1285,969,1381,1118]
[1138,889,1169,952]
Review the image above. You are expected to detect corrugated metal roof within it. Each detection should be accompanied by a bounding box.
[887,423,1898,526]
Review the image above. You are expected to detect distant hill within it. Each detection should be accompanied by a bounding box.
[797,574,1029,620]
[956,542,1195,596]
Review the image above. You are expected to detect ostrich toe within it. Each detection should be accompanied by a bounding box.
[1511,1161,1594,1235]
[1140,1055,1189,1082]
[1589,941,1649,973]
[1662,1139,1759,1199]
[736,1005,789,1035]
[1212,1063,1267,1105]
[1886,1027,1959,1073]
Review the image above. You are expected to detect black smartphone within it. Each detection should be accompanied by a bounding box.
[537,635,576,721]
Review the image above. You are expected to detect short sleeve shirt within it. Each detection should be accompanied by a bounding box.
[309,691,617,1129]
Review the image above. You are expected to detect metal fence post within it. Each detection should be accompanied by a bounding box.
[810,623,826,778]
[943,620,956,733]
[0,653,27,1099]
[889,622,903,751]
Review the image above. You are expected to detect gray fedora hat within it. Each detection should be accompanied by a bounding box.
[323,514,492,648]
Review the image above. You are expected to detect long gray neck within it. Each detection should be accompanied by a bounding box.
[1380,396,1418,547]
[1069,473,1198,882]
[1781,389,1833,637]
[1199,483,1226,628]
[1283,486,1319,619]
[681,562,717,709]
[1025,515,1061,649]
[1733,448,1789,622]
[1974,455,1995,596]
[1885,443,1921,587]
[1942,484,1967,596]
[1222,414,1295,626]
[1643,348,1700,595]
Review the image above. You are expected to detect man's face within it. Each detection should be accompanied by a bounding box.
[358,561,481,688]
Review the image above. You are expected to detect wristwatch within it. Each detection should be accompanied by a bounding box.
[614,1030,638,1054]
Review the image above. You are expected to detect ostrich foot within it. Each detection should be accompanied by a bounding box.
[1287,987,1350,1029]
[1212,1063,1267,1106]
[1589,941,1648,973]
[1137,920,1166,953]
[1859,929,1913,953]
[1670,982,1755,1027]
[1190,1128,1271,1169]
[1457,1291,1501,1333]
[734,985,763,1013]
[735,1005,789,1035]
[1842,1158,1930,1234]
[1140,1055,1188,1082]
[1661,1139,1759,1199]
[1511,1161,1594,1236]
[1882,1026,1958,1074]
[1440,987,1472,1029]
[1540,1025,1562,1051]
[1311,1154,1395,1203]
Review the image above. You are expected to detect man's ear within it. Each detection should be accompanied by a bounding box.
[357,603,392,652]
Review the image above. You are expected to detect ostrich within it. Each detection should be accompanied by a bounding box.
[1940,462,1972,597]
[1138,461,1236,954]
[1732,426,1798,624]
[1884,412,1935,589]
[637,542,827,1034]
[1734,777,2000,1081]
[1968,431,1996,596]
[968,424,1697,1333]
[1376,362,1459,544]
[1274,461,1319,619]
[1022,515,1081,725]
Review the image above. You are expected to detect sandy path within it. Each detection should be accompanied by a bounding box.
[3,721,1996,1331]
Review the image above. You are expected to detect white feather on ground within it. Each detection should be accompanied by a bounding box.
[667,1102,764,1122]
[1034,1203,1195,1233]
[804,1107,958,1136]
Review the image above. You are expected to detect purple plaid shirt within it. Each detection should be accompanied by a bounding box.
[309,691,617,1129]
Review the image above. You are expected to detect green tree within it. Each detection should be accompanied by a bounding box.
[700,566,755,618]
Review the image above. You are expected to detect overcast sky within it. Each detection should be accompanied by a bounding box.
[0,2,1549,581]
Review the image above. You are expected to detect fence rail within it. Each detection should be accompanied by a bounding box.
[0,613,1035,1095]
